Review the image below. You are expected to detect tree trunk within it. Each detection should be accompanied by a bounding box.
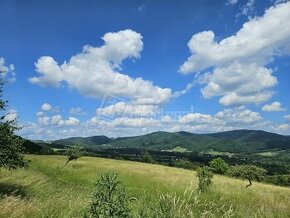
[246,179,252,188]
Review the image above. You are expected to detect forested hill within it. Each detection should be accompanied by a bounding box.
[46,129,290,153]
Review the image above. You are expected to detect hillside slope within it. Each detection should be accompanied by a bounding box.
[0,155,290,217]
[51,130,290,153]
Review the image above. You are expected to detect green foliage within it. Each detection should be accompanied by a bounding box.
[196,166,213,192]
[141,150,155,163]
[174,159,194,169]
[228,164,267,187]
[54,130,290,153]
[64,145,84,166]
[209,158,229,175]
[0,78,27,170]
[85,172,130,218]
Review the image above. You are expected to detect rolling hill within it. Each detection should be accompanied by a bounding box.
[50,129,290,153]
[1,155,290,217]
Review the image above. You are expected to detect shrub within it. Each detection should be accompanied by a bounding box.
[64,145,84,166]
[85,172,130,218]
[196,166,213,192]
[0,78,27,171]
[174,159,194,170]
[209,158,229,175]
[227,164,267,187]
[141,150,155,163]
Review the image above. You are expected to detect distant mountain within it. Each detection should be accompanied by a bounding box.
[50,130,290,153]
[54,135,112,148]
[207,130,290,150]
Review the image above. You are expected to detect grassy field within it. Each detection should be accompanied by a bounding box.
[1,155,290,217]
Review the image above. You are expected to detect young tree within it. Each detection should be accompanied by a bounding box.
[64,145,84,166]
[0,77,27,172]
[141,150,155,163]
[85,172,130,218]
[196,166,213,192]
[209,158,229,175]
[228,164,267,187]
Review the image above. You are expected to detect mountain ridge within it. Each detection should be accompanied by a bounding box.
[48,129,290,153]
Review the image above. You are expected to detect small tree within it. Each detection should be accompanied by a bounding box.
[228,164,267,187]
[196,166,213,192]
[141,150,155,163]
[0,77,27,172]
[174,159,194,170]
[85,172,130,218]
[209,158,229,175]
[64,145,84,166]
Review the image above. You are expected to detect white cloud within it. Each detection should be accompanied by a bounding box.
[36,111,44,117]
[64,117,80,126]
[237,0,255,18]
[179,113,217,124]
[180,2,290,106]
[277,123,290,131]
[227,0,239,5]
[96,102,159,117]
[0,57,16,83]
[29,29,172,106]
[218,91,273,106]
[284,114,290,121]
[41,103,52,111]
[20,105,290,140]
[37,114,79,126]
[69,107,85,116]
[262,101,286,112]
[4,109,18,122]
[215,107,262,125]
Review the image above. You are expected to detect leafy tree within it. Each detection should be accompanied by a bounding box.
[227,164,267,187]
[84,172,130,218]
[0,77,27,172]
[64,145,84,166]
[196,166,213,192]
[174,159,194,170]
[209,158,229,175]
[141,150,155,163]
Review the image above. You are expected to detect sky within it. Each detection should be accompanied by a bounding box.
[0,0,290,140]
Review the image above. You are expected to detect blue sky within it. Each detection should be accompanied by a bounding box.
[0,0,290,140]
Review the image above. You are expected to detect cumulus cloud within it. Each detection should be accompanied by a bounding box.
[19,105,290,140]
[227,0,239,5]
[69,107,85,116]
[38,114,79,126]
[215,107,262,125]
[179,2,290,106]
[262,101,286,112]
[178,113,217,124]
[284,114,290,121]
[29,29,172,106]
[41,103,52,111]
[96,102,159,118]
[277,123,290,131]
[0,57,16,83]
[4,109,18,122]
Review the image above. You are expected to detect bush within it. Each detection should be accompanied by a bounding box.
[141,150,155,163]
[196,166,213,192]
[85,172,130,218]
[0,78,27,171]
[209,158,229,175]
[227,164,267,187]
[174,159,194,170]
[64,145,84,166]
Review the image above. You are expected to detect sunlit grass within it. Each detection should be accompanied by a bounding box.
[0,155,290,217]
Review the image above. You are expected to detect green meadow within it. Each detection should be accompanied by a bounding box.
[1,155,290,217]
